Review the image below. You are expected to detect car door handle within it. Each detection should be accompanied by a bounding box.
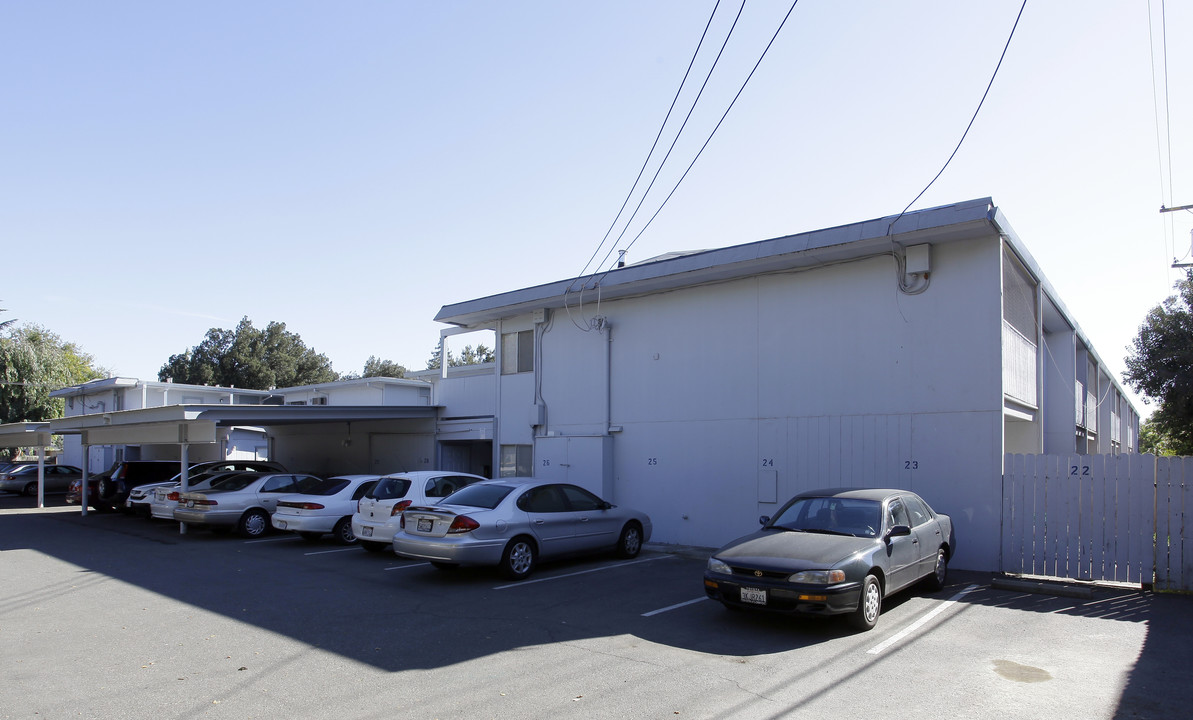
[534,519,545,525]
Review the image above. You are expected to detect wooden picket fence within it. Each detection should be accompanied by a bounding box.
[1002,453,1191,591]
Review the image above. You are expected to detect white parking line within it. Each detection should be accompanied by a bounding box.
[642,597,708,617]
[866,584,979,655]
[303,547,361,556]
[384,562,430,571]
[493,555,670,590]
[243,536,302,544]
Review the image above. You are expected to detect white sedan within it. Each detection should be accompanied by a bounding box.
[271,475,381,544]
[352,471,488,553]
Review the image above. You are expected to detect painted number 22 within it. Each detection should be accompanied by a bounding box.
[1070,465,1091,476]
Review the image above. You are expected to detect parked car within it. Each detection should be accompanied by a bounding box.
[271,475,381,544]
[0,464,84,496]
[353,471,489,553]
[702,487,953,631]
[65,461,182,512]
[174,472,324,538]
[392,478,652,580]
[125,460,287,516]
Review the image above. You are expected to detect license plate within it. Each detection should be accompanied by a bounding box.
[417,518,433,533]
[360,526,372,537]
[276,520,287,529]
[741,587,767,605]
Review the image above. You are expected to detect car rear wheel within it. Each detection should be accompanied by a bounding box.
[616,522,643,558]
[332,517,356,545]
[924,548,948,591]
[360,541,387,553]
[501,536,537,580]
[237,509,270,538]
[849,574,882,631]
[22,481,37,497]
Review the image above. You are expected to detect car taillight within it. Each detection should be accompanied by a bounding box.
[447,515,480,534]
[167,491,180,501]
[192,499,218,506]
[280,501,325,510]
[390,500,412,517]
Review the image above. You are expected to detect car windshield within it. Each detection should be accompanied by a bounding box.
[440,483,516,510]
[768,497,881,538]
[368,477,412,500]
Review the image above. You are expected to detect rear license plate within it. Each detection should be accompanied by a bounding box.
[276,520,287,529]
[417,518,433,533]
[741,587,767,605]
[360,526,372,537]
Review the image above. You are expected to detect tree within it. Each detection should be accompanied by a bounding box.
[0,324,105,424]
[1124,270,1193,455]
[159,317,338,390]
[425,340,495,370]
[362,356,407,378]
[0,303,15,333]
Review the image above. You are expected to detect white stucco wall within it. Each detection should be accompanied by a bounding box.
[533,237,1008,570]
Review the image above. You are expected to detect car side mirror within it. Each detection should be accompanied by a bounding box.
[759,515,771,526]
[886,524,911,539]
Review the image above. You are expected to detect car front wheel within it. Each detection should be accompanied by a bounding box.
[237,509,270,538]
[849,574,882,631]
[501,536,536,580]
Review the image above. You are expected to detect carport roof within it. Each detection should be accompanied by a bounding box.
[0,422,53,448]
[47,404,439,446]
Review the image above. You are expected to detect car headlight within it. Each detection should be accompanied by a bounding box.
[706,557,732,574]
[788,569,846,584]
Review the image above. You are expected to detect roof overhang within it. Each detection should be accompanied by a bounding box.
[47,405,440,446]
[435,198,1000,328]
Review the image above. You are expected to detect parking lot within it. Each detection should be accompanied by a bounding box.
[2,492,1191,720]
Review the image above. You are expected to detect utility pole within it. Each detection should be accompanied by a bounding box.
[1161,204,1193,268]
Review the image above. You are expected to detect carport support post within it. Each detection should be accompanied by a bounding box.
[178,443,190,535]
[36,445,46,509]
[79,440,89,517]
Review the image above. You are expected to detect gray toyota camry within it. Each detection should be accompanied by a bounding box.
[703,487,953,630]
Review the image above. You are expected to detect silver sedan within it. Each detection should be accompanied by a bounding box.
[175,472,323,538]
[392,478,652,580]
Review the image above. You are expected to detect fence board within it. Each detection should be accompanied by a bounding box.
[1111,454,1132,583]
[1031,454,1049,576]
[1181,460,1192,591]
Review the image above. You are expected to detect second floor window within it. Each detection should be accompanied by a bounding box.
[501,330,534,374]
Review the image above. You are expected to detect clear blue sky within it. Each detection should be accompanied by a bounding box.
[2,2,1187,415]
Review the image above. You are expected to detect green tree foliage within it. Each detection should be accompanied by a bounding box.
[158,317,338,390]
[0,324,104,423]
[0,303,15,332]
[1124,271,1193,455]
[362,356,407,378]
[425,339,495,370]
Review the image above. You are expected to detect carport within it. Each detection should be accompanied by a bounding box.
[47,404,441,528]
[0,422,54,507]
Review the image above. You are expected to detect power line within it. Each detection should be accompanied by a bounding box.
[885,0,1029,238]
[586,0,802,295]
[566,0,728,297]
